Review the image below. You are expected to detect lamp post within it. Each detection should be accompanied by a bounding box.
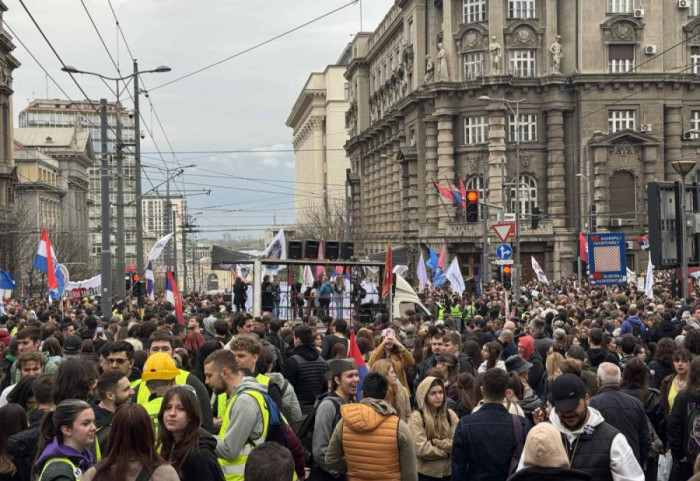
[575,173,592,287]
[671,160,697,299]
[479,95,525,295]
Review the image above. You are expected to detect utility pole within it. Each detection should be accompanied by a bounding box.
[482,158,490,283]
[182,217,188,294]
[165,178,171,272]
[115,93,126,300]
[134,59,144,276]
[513,101,521,296]
[99,99,113,310]
[173,208,178,286]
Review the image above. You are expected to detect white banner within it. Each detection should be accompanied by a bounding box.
[445,257,465,293]
[66,274,101,299]
[262,228,286,276]
[531,256,549,285]
[148,232,174,261]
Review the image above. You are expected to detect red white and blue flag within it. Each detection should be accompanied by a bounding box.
[34,227,58,289]
[348,330,368,400]
[166,271,184,324]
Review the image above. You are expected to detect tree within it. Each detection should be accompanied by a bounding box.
[294,198,348,242]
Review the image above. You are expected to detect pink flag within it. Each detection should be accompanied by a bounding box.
[437,245,446,270]
[314,241,324,278]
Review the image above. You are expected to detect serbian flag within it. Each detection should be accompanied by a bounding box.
[145,261,154,301]
[34,227,58,289]
[450,183,463,209]
[348,330,368,400]
[636,234,650,251]
[432,181,454,203]
[459,178,467,210]
[165,271,184,324]
[382,244,392,299]
[579,232,588,263]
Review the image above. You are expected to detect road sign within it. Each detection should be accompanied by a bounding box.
[587,233,627,285]
[504,213,516,222]
[495,259,514,265]
[491,223,515,243]
[496,244,513,260]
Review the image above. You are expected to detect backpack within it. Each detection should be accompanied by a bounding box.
[238,388,288,448]
[632,322,643,340]
[295,392,342,466]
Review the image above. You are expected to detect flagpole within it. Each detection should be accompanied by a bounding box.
[432,178,455,220]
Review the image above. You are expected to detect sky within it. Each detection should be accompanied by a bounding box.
[5,0,394,242]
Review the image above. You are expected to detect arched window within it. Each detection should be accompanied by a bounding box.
[510,174,537,217]
[609,171,635,218]
[466,175,488,219]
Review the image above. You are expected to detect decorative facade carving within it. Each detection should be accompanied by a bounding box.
[610,22,636,42]
[607,141,643,170]
[512,27,536,47]
[489,36,502,75]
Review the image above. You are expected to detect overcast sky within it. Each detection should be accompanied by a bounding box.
[5,0,394,242]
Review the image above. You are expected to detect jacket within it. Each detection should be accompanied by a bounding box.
[667,390,700,465]
[409,377,459,478]
[179,431,225,481]
[266,372,303,430]
[35,438,94,481]
[589,386,650,464]
[508,467,592,481]
[321,335,349,361]
[7,408,46,481]
[621,384,666,447]
[326,398,417,481]
[282,344,328,414]
[313,392,350,476]
[587,348,619,368]
[368,344,415,390]
[620,317,646,339]
[580,363,599,396]
[648,360,673,390]
[10,351,57,384]
[532,332,552,360]
[82,462,180,481]
[659,373,676,414]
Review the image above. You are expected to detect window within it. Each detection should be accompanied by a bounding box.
[608,110,636,132]
[693,47,700,74]
[510,174,538,217]
[407,19,414,43]
[344,82,349,100]
[464,52,484,80]
[464,116,489,144]
[463,0,486,23]
[508,0,535,19]
[609,45,634,73]
[607,0,633,13]
[692,111,700,134]
[509,49,536,77]
[508,114,538,142]
[609,171,635,217]
[466,175,488,219]
[692,0,700,16]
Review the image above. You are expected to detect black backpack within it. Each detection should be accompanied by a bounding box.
[295,392,342,466]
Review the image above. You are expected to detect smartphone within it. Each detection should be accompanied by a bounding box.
[96,327,104,335]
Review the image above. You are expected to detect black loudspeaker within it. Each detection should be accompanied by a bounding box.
[326,241,340,260]
[304,240,320,259]
[288,241,302,260]
[340,242,354,260]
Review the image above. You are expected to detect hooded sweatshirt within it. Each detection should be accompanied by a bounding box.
[11,351,57,384]
[266,372,302,430]
[620,317,646,339]
[325,398,417,481]
[409,377,459,478]
[179,431,225,481]
[202,317,217,340]
[546,406,644,481]
[34,438,94,481]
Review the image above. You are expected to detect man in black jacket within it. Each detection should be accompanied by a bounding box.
[283,325,328,415]
[589,362,650,465]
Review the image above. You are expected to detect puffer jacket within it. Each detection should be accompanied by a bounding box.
[409,377,459,478]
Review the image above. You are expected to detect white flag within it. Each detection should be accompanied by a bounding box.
[148,232,174,261]
[303,265,315,286]
[531,256,549,285]
[445,257,466,293]
[645,252,654,298]
[417,253,428,291]
[626,267,636,284]
[262,228,286,275]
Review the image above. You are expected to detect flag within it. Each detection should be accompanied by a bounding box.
[303,265,315,286]
[126,263,136,274]
[579,232,588,263]
[433,181,454,203]
[626,267,637,284]
[231,267,238,280]
[445,257,465,293]
[148,232,174,261]
[531,256,549,285]
[145,261,154,301]
[426,248,438,271]
[417,253,428,291]
[331,265,344,278]
[451,183,463,209]
[433,269,447,287]
[0,270,16,290]
[437,245,446,270]
[34,227,58,289]
[314,242,324,278]
[49,266,66,300]
[166,271,184,324]
[645,252,654,298]
[262,228,287,275]
[348,330,368,401]
[637,234,650,251]
[382,244,392,299]
[476,267,483,297]
[459,178,467,210]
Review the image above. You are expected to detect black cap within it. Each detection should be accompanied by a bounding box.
[551,374,587,411]
[63,335,83,354]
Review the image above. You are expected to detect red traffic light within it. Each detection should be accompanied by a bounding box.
[467,190,479,202]
[133,274,140,282]
[502,266,511,275]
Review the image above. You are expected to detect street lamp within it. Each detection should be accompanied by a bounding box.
[480,95,526,295]
[62,61,171,302]
[671,160,697,299]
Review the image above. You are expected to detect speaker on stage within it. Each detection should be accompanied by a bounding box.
[304,240,320,259]
[326,241,340,260]
[340,242,354,260]
[288,241,302,260]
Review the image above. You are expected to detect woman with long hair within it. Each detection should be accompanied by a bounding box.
[668,356,700,481]
[649,338,676,389]
[452,372,477,418]
[478,342,504,373]
[82,403,178,481]
[409,377,459,481]
[0,404,27,481]
[232,277,247,313]
[157,386,224,481]
[371,359,410,421]
[660,347,693,415]
[34,399,96,481]
[436,353,459,401]
[545,352,565,382]
[461,341,482,375]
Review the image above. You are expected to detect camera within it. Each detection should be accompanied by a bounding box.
[128,112,134,119]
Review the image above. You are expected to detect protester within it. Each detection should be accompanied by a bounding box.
[0,404,27,481]
[368,327,415,390]
[244,442,294,481]
[370,358,410,422]
[660,347,692,414]
[92,370,133,459]
[283,325,328,415]
[668,356,700,481]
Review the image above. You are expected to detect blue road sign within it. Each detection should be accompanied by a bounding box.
[496,244,513,260]
[587,233,627,285]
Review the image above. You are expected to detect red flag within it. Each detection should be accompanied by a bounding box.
[460,178,467,210]
[166,271,184,324]
[382,243,392,299]
[433,181,454,203]
[348,330,368,400]
[314,241,324,278]
[579,233,588,263]
[437,245,446,270]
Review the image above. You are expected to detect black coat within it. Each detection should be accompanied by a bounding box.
[179,431,225,481]
[508,466,592,481]
[668,390,700,467]
[621,384,666,446]
[7,409,46,481]
[648,359,674,390]
[526,351,546,400]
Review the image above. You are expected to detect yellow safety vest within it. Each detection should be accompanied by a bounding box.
[39,457,81,481]
[217,374,270,422]
[136,368,190,406]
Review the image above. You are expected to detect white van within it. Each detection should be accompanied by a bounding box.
[393,274,431,317]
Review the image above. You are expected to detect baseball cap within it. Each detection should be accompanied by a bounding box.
[550,374,587,411]
[63,335,83,354]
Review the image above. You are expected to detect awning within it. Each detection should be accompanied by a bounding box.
[210,245,255,270]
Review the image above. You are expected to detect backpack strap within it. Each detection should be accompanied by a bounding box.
[134,468,151,481]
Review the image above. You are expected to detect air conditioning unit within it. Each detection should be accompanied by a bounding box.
[645,45,657,55]
[641,124,653,132]
[634,8,644,17]
[610,218,624,227]
[683,131,699,140]
[680,0,690,8]
[626,241,635,250]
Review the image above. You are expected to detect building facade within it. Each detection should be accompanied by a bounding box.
[287,46,352,223]
[18,99,137,267]
[345,0,700,282]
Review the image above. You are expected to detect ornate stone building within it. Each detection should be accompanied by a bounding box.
[345,0,700,282]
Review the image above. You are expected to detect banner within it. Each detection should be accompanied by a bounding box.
[531,256,549,285]
[66,274,101,299]
[262,228,287,275]
[417,253,428,291]
[148,232,174,261]
[445,257,465,293]
[645,252,655,298]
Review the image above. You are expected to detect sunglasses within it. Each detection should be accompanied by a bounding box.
[107,358,129,365]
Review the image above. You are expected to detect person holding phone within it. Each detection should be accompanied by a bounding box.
[368,327,414,390]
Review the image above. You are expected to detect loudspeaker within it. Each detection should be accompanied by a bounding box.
[288,241,302,260]
[304,240,320,259]
[340,242,354,260]
[326,241,340,260]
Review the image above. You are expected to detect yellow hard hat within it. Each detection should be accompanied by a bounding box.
[142,352,179,382]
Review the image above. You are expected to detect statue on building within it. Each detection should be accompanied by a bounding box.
[489,36,502,75]
[436,42,449,81]
[549,35,563,74]
[424,54,434,84]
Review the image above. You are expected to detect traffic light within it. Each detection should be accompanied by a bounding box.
[502,265,512,290]
[531,207,541,229]
[492,264,502,283]
[466,190,479,223]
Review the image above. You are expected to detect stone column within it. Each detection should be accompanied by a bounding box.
[408,156,418,235]
[546,109,566,229]
[593,145,609,232]
[487,108,506,220]
[664,105,683,180]
[424,117,439,228]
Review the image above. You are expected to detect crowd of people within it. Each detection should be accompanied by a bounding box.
[1,274,700,481]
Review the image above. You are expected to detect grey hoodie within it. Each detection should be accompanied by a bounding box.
[266,372,302,430]
[215,376,268,461]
